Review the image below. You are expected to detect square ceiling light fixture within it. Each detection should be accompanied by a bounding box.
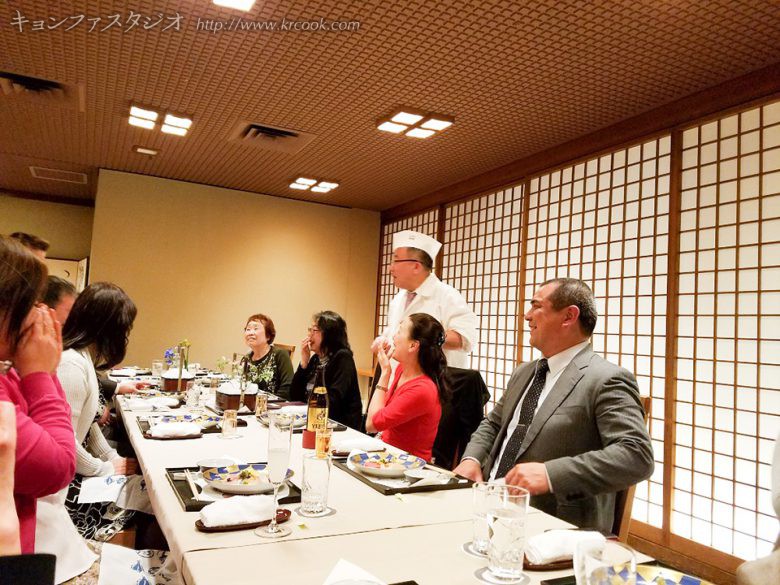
[128,106,157,129]
[377,108,453,139]
[128,106,192,136]
[289,177,339,193]
[213,0,256,10]
[161,113,192,136]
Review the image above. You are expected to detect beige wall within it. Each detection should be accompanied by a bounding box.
[90,170,380,372]
[0,192,94,259]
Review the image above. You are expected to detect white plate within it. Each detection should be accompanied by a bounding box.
[202,464,294,495]
[349,451,426,478]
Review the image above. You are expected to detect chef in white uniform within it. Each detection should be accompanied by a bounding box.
[371,230,478,368]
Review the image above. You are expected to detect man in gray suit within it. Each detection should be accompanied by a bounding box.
[453,278,653,532]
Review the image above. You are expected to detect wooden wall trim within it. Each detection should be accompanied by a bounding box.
[382,62,780,221]
[0,188,95,208]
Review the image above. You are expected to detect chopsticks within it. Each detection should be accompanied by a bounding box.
[184,469,200,500]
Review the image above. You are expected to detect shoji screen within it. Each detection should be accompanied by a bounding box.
[674,100,780,559]
[376,210,440,336]
[441,186,524,404]
[521,136,672,528]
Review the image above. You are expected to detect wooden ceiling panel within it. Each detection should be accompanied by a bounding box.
[0,1,778,209]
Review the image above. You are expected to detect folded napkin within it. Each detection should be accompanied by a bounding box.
[333,436,385,453]
[199,494,275,528]
[148,421,201,438]
[111,368,137,377]
[126,396,179,411]
[525,529,606,565]
[278,404,308,415]
[322,559,386,585]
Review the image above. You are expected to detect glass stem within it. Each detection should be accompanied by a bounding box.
[268,482,280,533]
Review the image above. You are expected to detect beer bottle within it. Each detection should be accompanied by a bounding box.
[303,365,329,448]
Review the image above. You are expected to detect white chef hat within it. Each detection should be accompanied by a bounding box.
[392,230,442,261]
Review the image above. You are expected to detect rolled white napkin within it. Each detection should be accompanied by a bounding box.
[333,436,385,453]
[199,494,275,528]
[278,405,308,415]
[148,421,201,438]
[525,529,606,565]
[126,396,179,411]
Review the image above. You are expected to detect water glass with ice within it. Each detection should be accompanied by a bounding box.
[486,485,529,581]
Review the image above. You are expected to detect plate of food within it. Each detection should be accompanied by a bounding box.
[202,464,294,494]
[159,414,220,429]
[349,451,426,478]
[257,412,307,428]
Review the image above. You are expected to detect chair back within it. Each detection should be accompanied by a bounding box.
[612,395,652,541]
[276,343,295,358]
[431,367,490,469]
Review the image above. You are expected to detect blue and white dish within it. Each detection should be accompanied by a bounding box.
[202,463,294,495]
[349,451,426,478]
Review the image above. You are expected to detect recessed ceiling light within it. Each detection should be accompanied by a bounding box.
[377,120,408,134]
[164,113,192,129]
[420,117,453,131]
[295,177,318,185]
[311,186,331,193]
[133,146,159,156]
[391,111,424,125]
[129,106,158,121]
[161,124,187,136]
[318,182,339,189]
[406,128,436,139]
[129,117,156,130]
[289,182,310,190]
[213,0,256,10]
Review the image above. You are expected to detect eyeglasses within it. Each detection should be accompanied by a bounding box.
[307,327,321,334]
[392,259,420,265]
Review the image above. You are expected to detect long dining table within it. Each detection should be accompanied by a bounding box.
[116,394,635,584]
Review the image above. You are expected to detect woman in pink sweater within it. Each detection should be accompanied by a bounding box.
[0,236,77,553]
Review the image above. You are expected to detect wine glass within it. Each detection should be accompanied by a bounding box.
[575,540,637,585]
[255,412,293,538]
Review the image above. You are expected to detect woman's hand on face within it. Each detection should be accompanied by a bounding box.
[13,306,62,378]
[377,345,393,373]
[300,335,312,368]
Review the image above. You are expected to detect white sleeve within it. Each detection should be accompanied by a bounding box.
[442,289,479,354]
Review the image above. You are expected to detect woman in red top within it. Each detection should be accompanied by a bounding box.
[0,236,77,553]
[366,313,448,461]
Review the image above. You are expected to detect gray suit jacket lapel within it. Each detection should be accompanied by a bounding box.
[516,346,593,458]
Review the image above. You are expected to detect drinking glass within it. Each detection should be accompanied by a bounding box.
[255,392,268,418]
[469,481,506,556]
[575,540,637,585]
[185,381,201,411]
[315,427,332,457]
[255,412,293,538]
[220,409,238,439]
[298,452,332,517]
[486,485,529,581]
[151,360,164,377]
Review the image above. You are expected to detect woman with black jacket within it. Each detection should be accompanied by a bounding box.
[290,311,362,429]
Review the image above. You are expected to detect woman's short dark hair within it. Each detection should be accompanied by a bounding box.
[314,310,351,356]
[245,313,276,344]
[43,276,77,308]
[0,235,47,352]
[10,232,50,253]
[542,278,598,335]
[62,282,137,370]
[408,313,450,403]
